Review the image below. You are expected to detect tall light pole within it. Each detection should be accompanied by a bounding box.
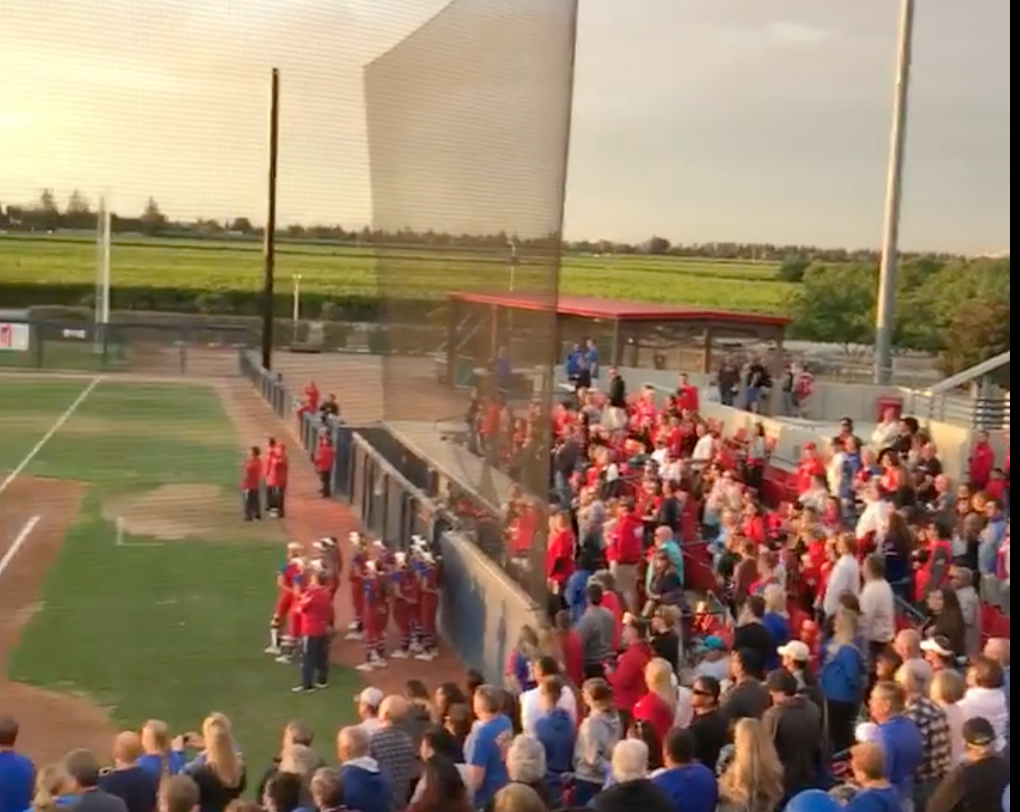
[292,274,302,344]
[874,0,915,384]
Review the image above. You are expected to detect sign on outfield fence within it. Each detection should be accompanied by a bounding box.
[0,323,30,351]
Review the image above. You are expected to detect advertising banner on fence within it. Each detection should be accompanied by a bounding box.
[0,323,29,351]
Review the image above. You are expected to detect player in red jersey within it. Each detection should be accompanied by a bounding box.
[390,551,419,658]
[266,541,304,659]
[357,558,389,671]
[312,537,340,598]
[415,544,441,661]
[345,532,368,640]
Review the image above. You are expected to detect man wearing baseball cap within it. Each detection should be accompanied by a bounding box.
[926,717,1008,812]
[778,640,823,710]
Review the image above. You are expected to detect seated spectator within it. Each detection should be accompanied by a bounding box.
[591,739,674,812]
[408,756,472,812]
[927,718,1009,812]
[653,729,718,812]
[98,733,159,812]
[138,721,186,779]
[717,718,784,812]
[0,716,34,812]
[844,742,902,812]
[63,750,128,812]
[336,726,390,812]
[520,658,577,735]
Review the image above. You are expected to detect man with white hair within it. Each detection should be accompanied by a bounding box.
[590,740,674,812]
[896,661,952,811]
[893,629,933,684]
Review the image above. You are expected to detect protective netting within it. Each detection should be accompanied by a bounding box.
[364,0,577,595]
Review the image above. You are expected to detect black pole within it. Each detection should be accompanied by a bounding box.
[261,68,280,369]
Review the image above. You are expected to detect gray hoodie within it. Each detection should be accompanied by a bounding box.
[574,710,623,784]
[577,605,616,666]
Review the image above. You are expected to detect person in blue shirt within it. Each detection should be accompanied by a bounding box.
[761,585,791,672]
[336,726,391,812]
[786,789,843,812]
[465,686,514,808]
[583,338,599,379]
[137,721,186,779]
[653,728,718,812]
[0,717,34,812]
[533,676,575,783]
[820,609,866,754]
[564,344,584,380]
[845,742,903,812]
[869,681,923,806]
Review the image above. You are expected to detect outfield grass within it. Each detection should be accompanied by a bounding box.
[3,377,358,775]
[0,233,794,312]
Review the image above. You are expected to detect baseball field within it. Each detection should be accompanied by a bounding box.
[0,233,794,312]
[0,372,362,771]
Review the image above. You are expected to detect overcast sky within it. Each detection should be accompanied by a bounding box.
[0,0,1009,252]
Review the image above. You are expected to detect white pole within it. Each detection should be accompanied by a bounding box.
[874,0,914,384]
[292,274,301,343]
[101,203,111,325]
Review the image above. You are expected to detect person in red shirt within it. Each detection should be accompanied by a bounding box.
[345,532,367,640]
[632,657,676,741]
[609,615,654,723]
[675,373,700,414]
[546,512,576,597]
[271,442,289,517]
[968,431,995,490]
[296,380,319,423]
[390,552,419,659]
[795,443,825,495]
[293,567,333,692]
[415,547,441,661]
[358,559,388,670]
[264,438,280,514]
[241,446,262,521]
[312,536,341,597]
[314,434,335,497]
[608,498,644,612]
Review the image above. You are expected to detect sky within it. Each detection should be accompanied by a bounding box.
[0,0,1009,252]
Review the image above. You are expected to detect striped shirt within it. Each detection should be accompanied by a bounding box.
[905,696,952,785]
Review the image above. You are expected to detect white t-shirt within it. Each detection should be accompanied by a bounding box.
[520,686,578,735]
[692,435,715,462]
[823,554,860,617]
[859,578,896,644]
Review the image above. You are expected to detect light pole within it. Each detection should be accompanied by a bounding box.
[507,237,518,292]
[874,0,915,384]
[292,274,301,344]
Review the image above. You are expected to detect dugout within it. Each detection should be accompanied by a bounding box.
[439,291,790,393]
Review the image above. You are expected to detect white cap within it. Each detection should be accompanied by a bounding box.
[920,637,953,657]
[777,641,811,662]
[356,687,383,707]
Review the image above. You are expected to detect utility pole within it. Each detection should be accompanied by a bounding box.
[260,68,280,369]
[874,0,915,384]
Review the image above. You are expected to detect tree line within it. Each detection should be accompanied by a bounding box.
[0,189,986,265]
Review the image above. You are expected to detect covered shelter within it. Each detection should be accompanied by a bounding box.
[440,291,790,391]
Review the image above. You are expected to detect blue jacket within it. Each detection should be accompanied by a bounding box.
[566,570,593,625]
[820,643,864,703]
[652,763,718,812]
[339,757,392,812]
[535,708,575,775]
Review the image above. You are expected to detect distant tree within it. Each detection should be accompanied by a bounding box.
[939,296,1009,382]
[140,197,167,236]
[229,217,253,234]
[788,264,876,347]
[39,188,58,212]
[646,236,670,255]
[777,253,810,282]
[37,188,60,230]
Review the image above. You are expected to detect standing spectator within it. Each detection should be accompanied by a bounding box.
[897,662,952,810]
[982,638,1009,753]
[591,740,674,812]
[139,721,186,779]
[520,657,577,735]
[261,773,302,812]
[0,717,34,812]
[894,631,934,685]
[722,649,770,722]
[573,679,622,805]
[653,729,719,812]
[844,743,900,812]
[336,726,390,812]
[860,555,896,663]
[733,597,776,678]
[778,641,824,709]
[494,736,552,810]
[412,727,471,804]
[240,447,262,521]
[926,718,1009,812]
[307,769,342,812]
[63,750,128,812]
[958,656,1009,752]
[717,719,785,812]
[869,682,923,808]
[764,669,825,799]
[409,756,472,812]
[369,698,417,809]
[633,659,677,742]
[313,435,334,498]
[465,686,514,809]
[293,568,333,693]
[609,617,654,724]
[355,688,384,736]
[488,784,546,812]
[575,584,616,679]
[181,718,245,812]
[823,535,861,619]
[690,676,729,769]
[157,776,198,812]
[821,608,866,754]
[99,733,159,812]
[929,670,967,765]
[25,763,75,812]
[947,568,981,656]
[256,720,320,800]
[532,676,575,781]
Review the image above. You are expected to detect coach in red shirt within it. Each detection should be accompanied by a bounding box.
[241,446,262,521]
[294,569,333,693]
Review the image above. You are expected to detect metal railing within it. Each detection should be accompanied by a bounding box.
[900,388,1009,430]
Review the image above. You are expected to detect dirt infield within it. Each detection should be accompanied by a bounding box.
[0,477,116,763]
[216,380,468,695]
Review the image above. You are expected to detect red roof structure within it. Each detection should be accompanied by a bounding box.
[449,291,790,326]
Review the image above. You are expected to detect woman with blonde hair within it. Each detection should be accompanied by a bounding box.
[183,715,246,812]
[26,764,74,812]
[820,606,865,753]
[138,720,185,777]
[632,658,677,741]
[761,584,791,671]
[930,668,966,764]
[718,718,784,812]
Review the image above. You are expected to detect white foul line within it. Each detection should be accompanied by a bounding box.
[0,516,41,579]
[0,376,102,498]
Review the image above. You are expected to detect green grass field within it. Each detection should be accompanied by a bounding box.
[0,233,794,312]
[1,376,357,774]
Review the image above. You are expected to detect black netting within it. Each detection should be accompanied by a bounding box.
[363,0,577,599]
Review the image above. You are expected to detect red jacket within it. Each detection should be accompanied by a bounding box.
[609,512,644,565]
[546,529,576,585]
[241,458,261,490]
[968,442,994,489]
[633,691,674,741]
[314,442,335,473]
[610,641,653,711]
[296,585,333,636]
